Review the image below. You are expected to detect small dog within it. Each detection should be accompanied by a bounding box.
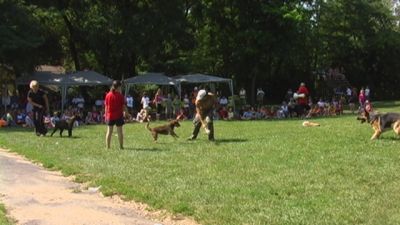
[302,121,320,127]
[357,109,400,140]
[50,115,80,137]
[146,118,181,142]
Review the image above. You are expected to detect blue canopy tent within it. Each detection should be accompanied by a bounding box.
[16,70,112,112]
[124,72,179,96]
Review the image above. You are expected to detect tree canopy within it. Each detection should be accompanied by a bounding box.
[1,0,400,101]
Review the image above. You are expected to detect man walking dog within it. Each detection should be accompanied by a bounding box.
[27,80,49,136]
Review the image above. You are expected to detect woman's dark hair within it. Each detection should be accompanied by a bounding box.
[111,80,122,91]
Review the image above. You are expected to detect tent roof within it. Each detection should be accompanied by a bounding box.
[16,72,66,85]
[173,73,231,83]
[124,72,176,86]
[16,70,112,86]
[65,70,112,85]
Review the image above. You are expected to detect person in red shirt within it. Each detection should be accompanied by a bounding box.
[105,80,127,149]
[296,82,310,117]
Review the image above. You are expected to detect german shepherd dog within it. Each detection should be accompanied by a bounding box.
[146,117,181,142]
[50,115,80,137]
[357,109,400,140]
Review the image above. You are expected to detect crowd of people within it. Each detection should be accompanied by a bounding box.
[1,80,374,130]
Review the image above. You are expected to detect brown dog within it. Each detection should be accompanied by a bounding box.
[146,119,180,142]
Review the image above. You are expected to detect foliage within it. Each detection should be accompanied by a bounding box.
[1,0,400,101]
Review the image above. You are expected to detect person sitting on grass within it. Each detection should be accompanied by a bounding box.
[5,111,16,127]
[85,112,96,125]
[16,109,26,126]
[24,112,34,128]
[241,107,255,120]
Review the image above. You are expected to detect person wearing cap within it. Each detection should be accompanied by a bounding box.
[27,80,49,136]
[105,80,128,149]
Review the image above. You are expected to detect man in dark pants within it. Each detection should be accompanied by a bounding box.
[27,80,49,136]
[189,111,215,141]
[188,89,215,141]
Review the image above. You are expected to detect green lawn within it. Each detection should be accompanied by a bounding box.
[0,203,13,225]
[1,102,400,225]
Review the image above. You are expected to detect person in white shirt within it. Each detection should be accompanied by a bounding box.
[365,86,370,100]
[141,92,150,111]
[126,95,134,114]
[256,88,265,106]
[219,96,228,108]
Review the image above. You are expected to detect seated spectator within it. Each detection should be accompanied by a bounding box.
[85,112,96,125]
[219,106,229,120]
[266,106,277,118]
[16,109,26,125]
[0,118,7,127]
[5,111,16,127]
[91,106,101,123]
[306,105,320,118]
[278,101,289,118]
[24,112,34,128]
[227,107,235,120]
[317,98,325,115]
[241,107,255,120]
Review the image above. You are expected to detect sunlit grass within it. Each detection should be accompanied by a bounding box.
[0,203,13,225]
[1,101,400,225]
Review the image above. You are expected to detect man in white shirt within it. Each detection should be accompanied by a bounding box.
[126,95,134,113]
[256,88,265,106]
[141,92,150,110]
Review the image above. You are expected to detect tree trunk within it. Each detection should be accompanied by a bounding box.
[62,14,81,71]
[250,74,257,106]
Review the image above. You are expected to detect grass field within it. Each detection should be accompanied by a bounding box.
[1,102,400,225]
[0,203,13,225]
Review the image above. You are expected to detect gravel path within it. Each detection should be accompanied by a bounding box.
[0,149,198,225]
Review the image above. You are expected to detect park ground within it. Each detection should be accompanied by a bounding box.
[1,101,400,225]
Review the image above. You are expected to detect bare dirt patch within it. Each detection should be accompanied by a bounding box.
[0,149,199,225]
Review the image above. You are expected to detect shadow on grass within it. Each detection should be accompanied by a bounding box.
[47,136,81,139]
[214,138,248,144]
[0,127,34,133]
[122,147,167,152]
[379,136,400,141]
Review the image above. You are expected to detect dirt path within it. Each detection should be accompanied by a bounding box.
[0,149,198,225]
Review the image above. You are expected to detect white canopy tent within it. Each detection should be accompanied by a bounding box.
[16,70,112,112]
[123,72,179,96]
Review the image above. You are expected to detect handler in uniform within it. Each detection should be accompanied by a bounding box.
[188,89,216,141]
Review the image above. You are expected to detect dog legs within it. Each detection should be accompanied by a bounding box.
[170,130,179,138]
[151,132,158,142]
[50,128,58,137]
[59,128,65,137]
[393,121,400,136]
[371,130,382,140]
[371,118,382,140]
